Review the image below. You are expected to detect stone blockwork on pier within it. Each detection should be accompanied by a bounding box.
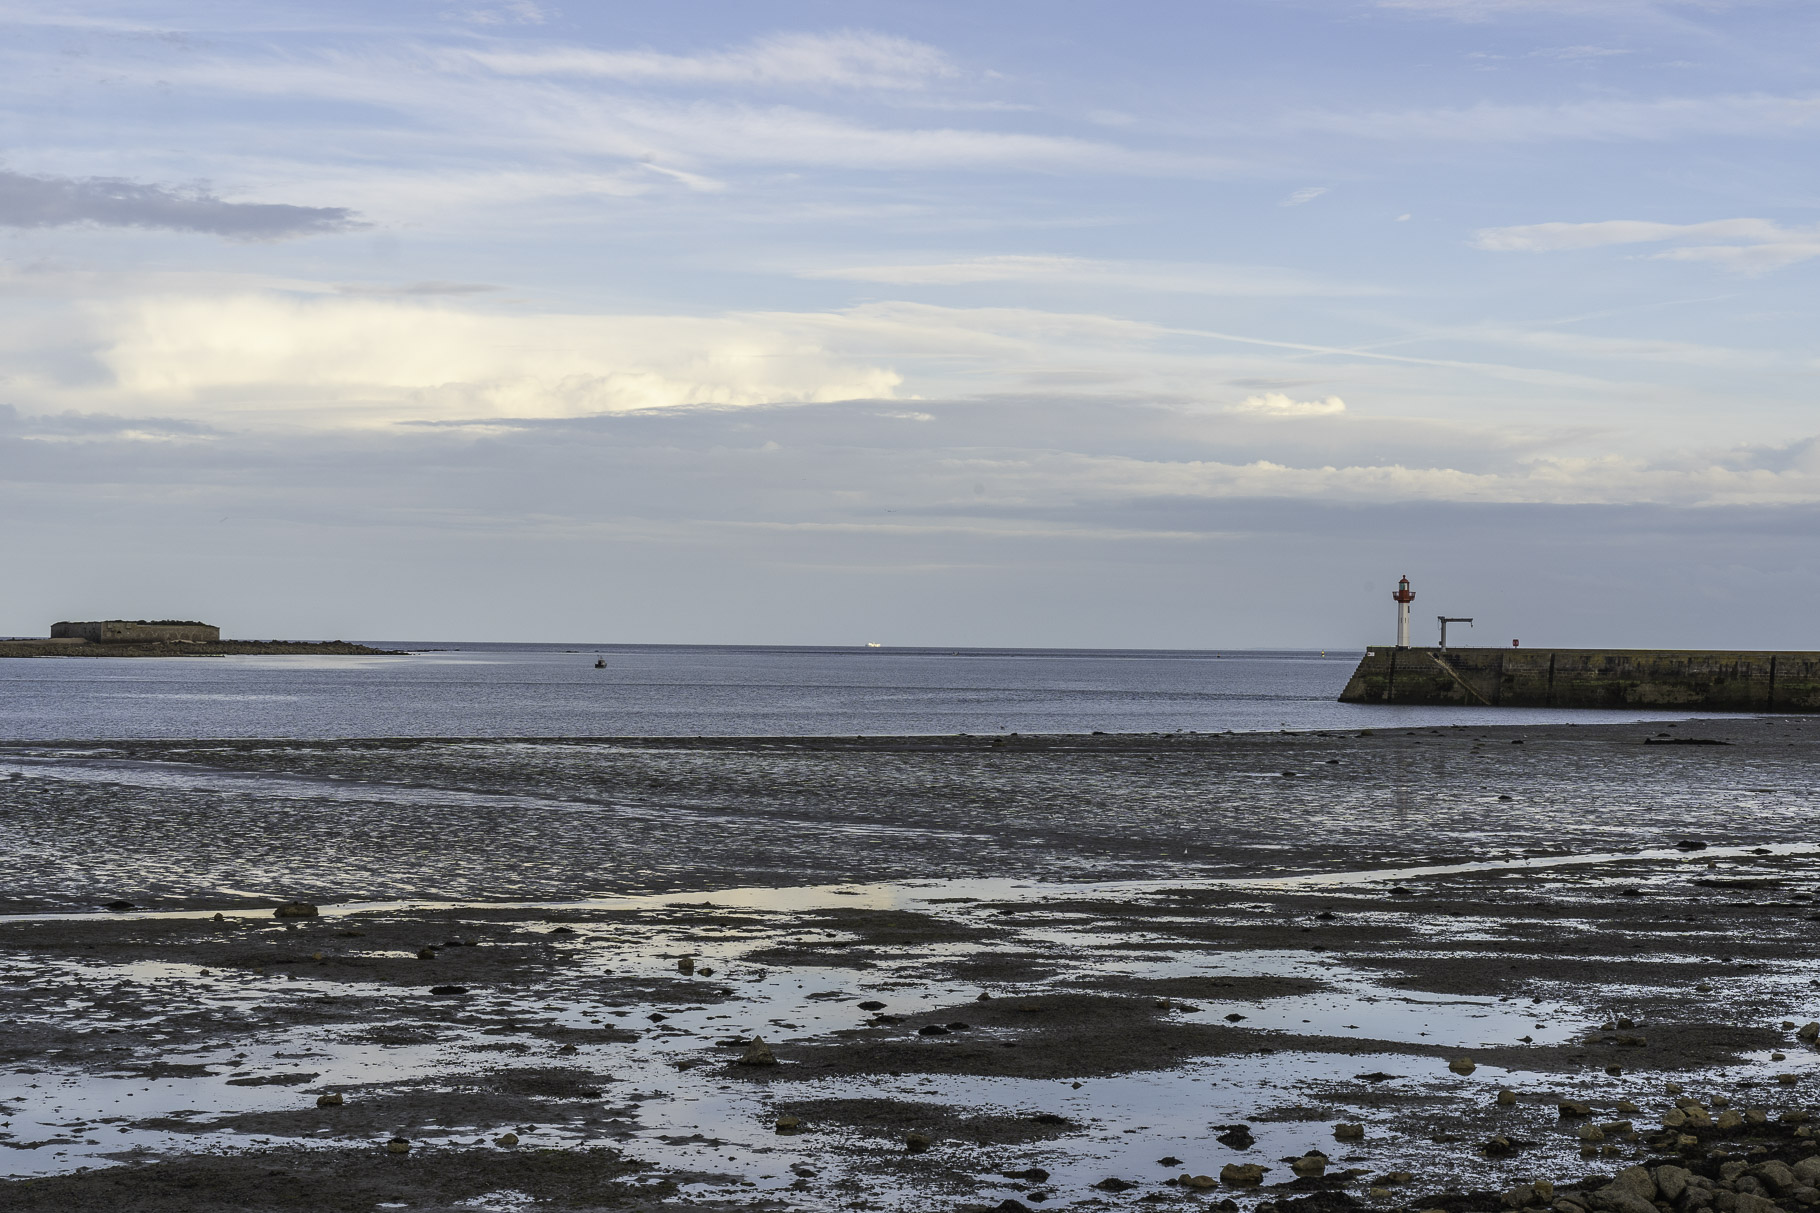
[1339,646,1820,711]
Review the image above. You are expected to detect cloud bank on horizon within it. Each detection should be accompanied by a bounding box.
[2,0,1817,646]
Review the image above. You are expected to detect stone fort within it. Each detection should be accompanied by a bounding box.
[51,620,221,644]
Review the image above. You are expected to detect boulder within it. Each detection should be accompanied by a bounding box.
[1291,1154,1327,1178]
[775,1115,802,1135]
[1591,1168,1656,1213]
[1333,1123,1365,1140]
[1795,1158,1820,1186]
[1798,1022,1819,1042]
[385,1137,410,1154]
[1655,1166,1694,1201]
[1219,1164,1266,1186]
[1450,1057,1477,1075]
[677,957,695,974]
[905,1131,932,1153]
[1182,1174,1220,1190]
[1715,1110,1743,1131]
[1560,1101,1593,1118]
[739,1037,778,1066]
[315,1093,344,1108]
[495,1132,518,1146]
[1503,1184,1537,1208]
[1610,1167,1656,1201]
[1498,1088,1518,1107]
[273,902,318,918]
[1730,1195,1780,1213]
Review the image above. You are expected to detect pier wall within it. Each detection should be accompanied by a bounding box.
[1338,647,1820,712]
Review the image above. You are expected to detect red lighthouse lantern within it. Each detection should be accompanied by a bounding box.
[1391,574,1415,647]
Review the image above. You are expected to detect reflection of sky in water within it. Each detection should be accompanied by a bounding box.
[0,646,1723,740]
[4,863,1816,1208]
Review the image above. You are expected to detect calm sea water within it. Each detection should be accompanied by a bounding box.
[0,644,1720,740]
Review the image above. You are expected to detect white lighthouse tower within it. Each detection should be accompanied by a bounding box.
[1392,574,1415,648]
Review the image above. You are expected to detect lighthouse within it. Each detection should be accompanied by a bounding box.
[1391,574,1415,648]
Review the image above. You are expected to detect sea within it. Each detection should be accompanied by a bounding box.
[0,643,1718,740]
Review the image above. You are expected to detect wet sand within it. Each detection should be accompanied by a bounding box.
[0,719,1816,1211]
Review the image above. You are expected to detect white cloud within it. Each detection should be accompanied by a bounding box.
[1227,392,1347,417]
[1280,186,1330,207]
[1474,217,1820,272]
[88,295,906,424]
[1377,0,1737,19]
[443,1,552,26]
[457,31,956,90]
[1276,92,1820,143]
[123,53,1217,180]
[1535,45,1634,60]
[803,254,1382,296]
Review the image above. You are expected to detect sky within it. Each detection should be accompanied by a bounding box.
[2,0,1818,648]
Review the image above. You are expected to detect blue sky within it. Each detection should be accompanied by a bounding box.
[2,0,1818,646]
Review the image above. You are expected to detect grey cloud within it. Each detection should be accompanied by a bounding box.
[5,401,1820,648]
[0,170,365,239]
[0,405,216,439]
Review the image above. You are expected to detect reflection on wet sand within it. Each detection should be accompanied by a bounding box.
[0,721,1817,1210]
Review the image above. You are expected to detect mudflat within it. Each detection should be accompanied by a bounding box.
[0,719,1815,1211]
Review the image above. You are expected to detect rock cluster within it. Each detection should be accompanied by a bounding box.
[1478,1147,1819,1213]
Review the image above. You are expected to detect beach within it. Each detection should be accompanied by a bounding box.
[0,718,1816,1210]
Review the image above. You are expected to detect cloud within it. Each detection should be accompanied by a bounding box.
[1228,392,1348,417]
[136,47,1223,180]
[1275,93,1820,143]
[334,282,502,297]
[803,255,1382,296]
[1377,0,1734,19]
[443,0,551,25]
[1474,217,1820,272]
[458,30,958,90]
[1535,45,1634,60]
[0,170,364,240]
[1279,186,1330,207]
[88,294,907,423]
